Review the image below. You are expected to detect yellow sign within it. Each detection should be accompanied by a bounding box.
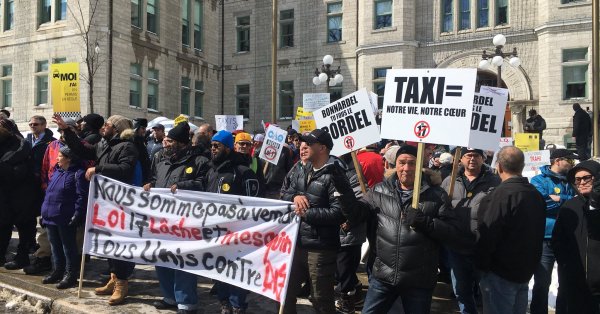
[298,120,316,133]
[514,133,539,152]
[174,114,189,126]
[51,63,80,113]
[295,107,313,121]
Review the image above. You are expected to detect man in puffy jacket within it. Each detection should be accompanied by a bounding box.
[336,144,465,314]
[53,113,139,306]
[280,129,353,314]
[143,122,209,314]
[441,148,500,314]
[529,148,577,314]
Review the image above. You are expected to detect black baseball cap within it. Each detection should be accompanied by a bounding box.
[550,148,578,160]
[151,123,165,131]
[300,129,334,150]
[461,147,484,157]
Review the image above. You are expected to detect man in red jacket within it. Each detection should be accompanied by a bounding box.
[356,144,384,188]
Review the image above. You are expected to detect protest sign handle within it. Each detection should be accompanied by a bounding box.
[412,143,425,209]
[351,151,368,194]
[447,147,463,200]
[77,242,87,298]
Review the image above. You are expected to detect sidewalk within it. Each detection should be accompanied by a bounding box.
[0,233,460,313]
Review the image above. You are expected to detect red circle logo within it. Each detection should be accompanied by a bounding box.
[414,121,430,139]
[264,146,277,161]
[344,136,355,150]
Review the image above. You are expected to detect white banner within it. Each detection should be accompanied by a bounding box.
[381,68,477,146]
[302,93,330,112]
[259,125,287,165]
[83,175,300,303]
[215,115,244,132]
[523,150,551,174]
[314,88,381,156]
[468,86,509,151]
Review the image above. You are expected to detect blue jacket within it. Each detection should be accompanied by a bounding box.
[530,165,575,239]
[41,164,89,226]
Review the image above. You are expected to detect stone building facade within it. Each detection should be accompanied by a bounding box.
[1,0,593,145]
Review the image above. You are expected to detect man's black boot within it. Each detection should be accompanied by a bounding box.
[23,256,52,274]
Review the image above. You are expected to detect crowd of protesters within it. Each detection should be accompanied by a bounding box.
[0,110,599,314]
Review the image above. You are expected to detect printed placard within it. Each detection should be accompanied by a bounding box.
[215,115,244,132]
[515,133,540,152]
[51,63,80,119]
[259,125,287,165]
[295,107,313,121]
[467,86,509,151]
[522,150,551,179]
[381,68,477,146]
[302,93,330,112]
[313,88,381,156]
[84,175,299,303]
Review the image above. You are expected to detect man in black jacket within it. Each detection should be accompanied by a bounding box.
[476,146,546,314]
[53,113,139,306]
[279,129,351,314]
[79,113,104,145]
[573,103,592,160]
[336,145,464,314]
[204,130,260,314]
[143,122,209,314]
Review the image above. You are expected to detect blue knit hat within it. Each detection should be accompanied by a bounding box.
[212,130,234,149]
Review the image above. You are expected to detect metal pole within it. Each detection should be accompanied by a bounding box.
[593,0,599,157]
[496,64,502,88]
[271,0,278,123]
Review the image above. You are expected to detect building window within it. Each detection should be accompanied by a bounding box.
[147,0,158,33]
[280,9,294,48]
[330,84,343,102]
[130,64,142,108]
[181,77,190,115]
[441,0,453,32]
[182,0,190,46]
[35,61,49,106]
[374,0,392,29]
[131,0,142,27]
[147,68,159,111]
[56,0,66,21]
[496,0,508,25]
[477,0,489,28]
[1,65,12,108]
[459,0,470,30]
[327,2,343,42]
[5,0,13,31]
[40,0,52,24]
[561,0,585,3]
[236,85,250,119]
[40,0,65,25]
[237,16,250,52]
[373,67,390,110]
[194,80,204,118]
[193,0,202,50]
[562,48,589,100]
[279,81,294,119]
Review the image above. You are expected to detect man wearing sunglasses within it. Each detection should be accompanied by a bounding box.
[529,149,578,314]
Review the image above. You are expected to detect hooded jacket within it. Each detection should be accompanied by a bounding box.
[280,156,347,250]
[152,146,209,191]
[204,151,261,197]
[531,165,576,239]
[41,164,89,226]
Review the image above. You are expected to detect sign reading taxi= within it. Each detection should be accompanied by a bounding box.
[51,63,81,119]
[380,68,477,147]
[313,88,381,156]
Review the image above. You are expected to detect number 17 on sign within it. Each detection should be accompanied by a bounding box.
[414,121,430,139]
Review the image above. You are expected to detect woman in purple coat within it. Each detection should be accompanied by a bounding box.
[41,146,89,289]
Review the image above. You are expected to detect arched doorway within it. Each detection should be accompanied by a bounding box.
[476,70,511,137]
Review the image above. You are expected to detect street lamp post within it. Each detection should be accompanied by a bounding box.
[312,55,344,93]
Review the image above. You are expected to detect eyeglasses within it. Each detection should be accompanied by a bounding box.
[462,153,482,160]
[29,123,40,127]
[574,175,594,185]
[236,142,251,147]
[211,143,223,149]
[560,158,575,166]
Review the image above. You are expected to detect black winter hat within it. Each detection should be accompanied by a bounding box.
[396,144,418,160]
[567,160,600,184]
[167,122,191,144]
[82,113,104,131]
[133,118,148,130]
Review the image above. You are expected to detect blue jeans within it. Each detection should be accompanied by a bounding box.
[448,251,479,314]
[155,266,198,310]
[530,240,555,314]
[362,277,433,314]
[216,281,248,310]
[479,272,529,314]
[46,224,78,273]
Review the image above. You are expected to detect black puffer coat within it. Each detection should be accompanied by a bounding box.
[152,147,209,191]
[63,128,139,183]
[204,152,261,197]
[281,156,347,250]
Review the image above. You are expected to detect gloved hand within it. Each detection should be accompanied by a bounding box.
[405,205,434,233]
[589,179,600,209]
[68,213,84,227]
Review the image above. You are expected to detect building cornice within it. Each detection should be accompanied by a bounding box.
[355,41,419,55]
[534,18,591,34]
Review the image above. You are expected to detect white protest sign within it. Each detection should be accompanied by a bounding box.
[381,68,477,146]
[522,150,551,179]
[490,137,514,167]
[84,175,299,303]
[259,125,287,165]
[368,92,379,114]
[215,115,244,132]
[313,88,380,156]
[467,86,509,151]
[302,93,330,112]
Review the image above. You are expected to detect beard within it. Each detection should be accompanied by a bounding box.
[212,149,228,164]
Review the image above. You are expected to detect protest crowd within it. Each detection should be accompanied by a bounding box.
[0,103,599,314]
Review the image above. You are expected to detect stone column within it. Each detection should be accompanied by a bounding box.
[509,103,526,134]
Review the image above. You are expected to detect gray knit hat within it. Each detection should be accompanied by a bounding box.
[106,115,133,133]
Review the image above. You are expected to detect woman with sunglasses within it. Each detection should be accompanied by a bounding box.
[552,160,600,313]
